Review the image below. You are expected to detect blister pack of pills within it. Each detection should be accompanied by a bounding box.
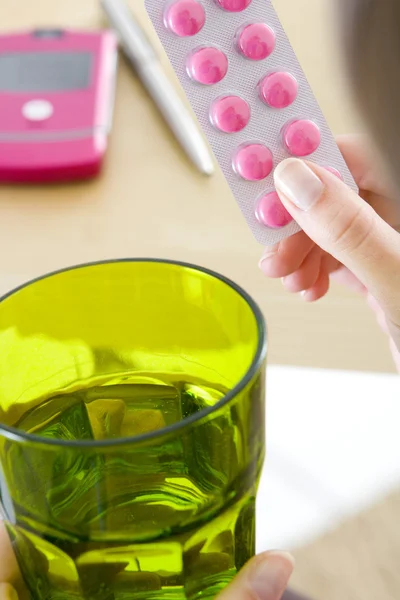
[145,0,358,246]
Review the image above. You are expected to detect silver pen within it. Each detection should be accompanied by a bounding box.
[101,0,214,175]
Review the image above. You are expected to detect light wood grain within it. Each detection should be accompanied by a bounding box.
[0,0,395,372]
[291,489,400,600]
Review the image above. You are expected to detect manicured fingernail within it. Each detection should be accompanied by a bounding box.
[0,584,18,600]
[250,551,295,599]
[258,255,272,269]
[262,244,279,259]
[274,158,324,211]
[258,244,279,270]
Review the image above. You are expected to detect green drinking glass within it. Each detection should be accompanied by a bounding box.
[0,259,266,600]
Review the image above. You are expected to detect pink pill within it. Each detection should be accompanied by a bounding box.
[233,144,273,181]
[216,0,251,12]
[325,166,343,180]
[210,95,250,133]
[186,47,228,85]
[236,23,276,61]
[282,119,321,157]
[255,191,293,229]
[164,0,206,37]
[259,72,298,109]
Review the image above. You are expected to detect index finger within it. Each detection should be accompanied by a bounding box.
[337,135,400,227]
[336,135,394,196]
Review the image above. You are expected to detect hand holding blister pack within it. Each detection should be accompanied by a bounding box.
[145,0,358,246]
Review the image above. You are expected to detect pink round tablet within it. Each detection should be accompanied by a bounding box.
[164,0,206,37]
[236,23,276,60]
[325,166,343,180]
[255,191,293,229]
[259,72,298,108]
[233,143,273,181]
[282,119,321,157]
[210,95,250,133]
[216,0,251,12]
[186,47,228,85]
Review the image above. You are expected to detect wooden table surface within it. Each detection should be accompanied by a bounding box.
[0,0,395,372]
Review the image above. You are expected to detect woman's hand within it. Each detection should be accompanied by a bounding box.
[0,522,21,600]
[217,551,294,600]
[0,521,294,600]
[259,136,400,371]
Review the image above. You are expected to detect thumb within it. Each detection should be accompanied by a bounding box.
[273,158,400,314]
[0,585,18,600]
[217,551,294,600]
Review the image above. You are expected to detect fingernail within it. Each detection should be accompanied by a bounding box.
[261,250,276,260]
[249,551,295,599]
[274,158,324,211]
[258,256,271,271]
[0,584,18,600]
[258,244,279,270]
[300,290,312,302]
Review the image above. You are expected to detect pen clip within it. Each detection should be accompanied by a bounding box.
[101,0,157,66]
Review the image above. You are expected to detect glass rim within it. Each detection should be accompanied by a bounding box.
[0,258,267,448]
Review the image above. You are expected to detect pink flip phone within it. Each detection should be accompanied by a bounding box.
[0,29,118,183]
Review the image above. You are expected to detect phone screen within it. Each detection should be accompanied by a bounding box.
[0,52,92,92]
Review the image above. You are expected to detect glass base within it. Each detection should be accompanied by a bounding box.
[8,493,256,600]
